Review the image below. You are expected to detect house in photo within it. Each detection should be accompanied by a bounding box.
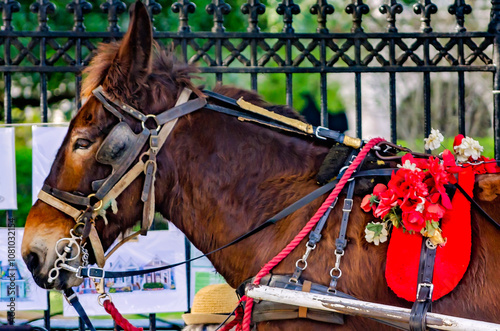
[142,255,176,291]
[107,256,143,292]
[76,277,97,295]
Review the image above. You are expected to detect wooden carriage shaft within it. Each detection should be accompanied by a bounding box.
[246,284,500,331]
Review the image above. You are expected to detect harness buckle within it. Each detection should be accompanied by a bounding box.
[342,198,353,212]
[416,283,434,301]
[87,267,105,279]
[75,266,84,278]
[314,126,328,140]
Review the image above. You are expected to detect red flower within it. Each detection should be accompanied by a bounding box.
[374,189,398,218]
[402,210,425,232]
[453,134,464,149]
[361,195,373,212]
[373,183,388,196]
[425,203,446,221]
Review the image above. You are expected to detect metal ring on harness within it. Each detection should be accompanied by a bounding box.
[73,222,85,236]
[87,194,103,211]
[330,267,342,278]
[295,258,307,270]
[141,114,161,131]
[98,293,112,306]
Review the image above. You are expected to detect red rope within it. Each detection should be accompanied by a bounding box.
[220,300,245,331]
[103,299,143,331]
[240,137,385,331]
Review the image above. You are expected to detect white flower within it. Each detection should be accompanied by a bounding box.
[454,136,484,163]
[424,128,444,150]
[397,159,421,172]
[365,222,389,245]
[415,197,426,213]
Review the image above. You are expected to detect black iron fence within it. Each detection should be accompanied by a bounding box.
[1,0,500,330]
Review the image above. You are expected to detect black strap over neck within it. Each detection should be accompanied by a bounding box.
[64,288,97,331]
[77,168,397,280]
[454,182,500,230]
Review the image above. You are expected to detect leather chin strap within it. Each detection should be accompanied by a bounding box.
[38,87,194,267]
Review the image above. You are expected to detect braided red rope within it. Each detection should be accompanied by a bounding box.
[220,303,244,331]
[239,137,385,331]
[103,299,143,331]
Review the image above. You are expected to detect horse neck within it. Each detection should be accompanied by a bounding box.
[157,110,328,286]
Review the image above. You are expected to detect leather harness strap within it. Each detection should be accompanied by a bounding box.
[298,280,312,318]
[64,288,97,331]
[409,238,437,331]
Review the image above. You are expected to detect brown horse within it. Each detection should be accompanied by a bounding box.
[21,2,500,330]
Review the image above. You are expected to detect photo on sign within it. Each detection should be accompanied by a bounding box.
[63,228,188,316]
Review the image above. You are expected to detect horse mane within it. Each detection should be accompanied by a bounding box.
[81,41,200,111]
[81,41,304,120]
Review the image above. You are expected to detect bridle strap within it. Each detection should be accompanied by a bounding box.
[38,190,82,219]
[93,86,207,125]
[92,86,125,121]
[42,184,90,206]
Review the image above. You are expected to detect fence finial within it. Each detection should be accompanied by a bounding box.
[379,0,403,33]
[145,0,162,30]
[30,0,56,32]
[100,0,126,33]
[310,0,334,33]
[206,0,231,33]
[277,0,300,33]
[448,0,471,32]
[172,0,196,33]
[0,0,20,31]
[66,0,92,32]
[345,0,370,33]
[241,0,265,33]
[413,0,438,33]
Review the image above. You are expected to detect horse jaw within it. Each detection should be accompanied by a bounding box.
[22,201,84,290]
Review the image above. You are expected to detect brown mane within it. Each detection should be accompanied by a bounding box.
[82,41,304,121]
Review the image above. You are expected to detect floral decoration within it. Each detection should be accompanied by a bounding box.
[362,130,499,246]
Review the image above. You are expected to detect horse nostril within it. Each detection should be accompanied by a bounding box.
[25,252,40,273]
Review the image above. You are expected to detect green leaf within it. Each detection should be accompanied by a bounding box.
[366,222,383,236]
[432,221,440,229]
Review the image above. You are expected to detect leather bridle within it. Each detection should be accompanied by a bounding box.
[40,87,202,280]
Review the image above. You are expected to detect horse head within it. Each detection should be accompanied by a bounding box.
[21,1,195,290]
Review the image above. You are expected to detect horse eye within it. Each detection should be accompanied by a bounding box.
[74,138,92,150]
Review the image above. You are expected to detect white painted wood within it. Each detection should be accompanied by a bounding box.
[246,284,500,331]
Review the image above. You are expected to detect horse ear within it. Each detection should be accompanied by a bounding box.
[110,1,152,86]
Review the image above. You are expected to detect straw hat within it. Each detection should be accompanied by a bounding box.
[182,283,239,325]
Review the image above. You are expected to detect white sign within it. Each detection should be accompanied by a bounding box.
[0,128,17,210]
[63,228,188,316]
[32,126,68,204]
[0,228,48,310]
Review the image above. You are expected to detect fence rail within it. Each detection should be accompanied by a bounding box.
[2,0,500,330]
